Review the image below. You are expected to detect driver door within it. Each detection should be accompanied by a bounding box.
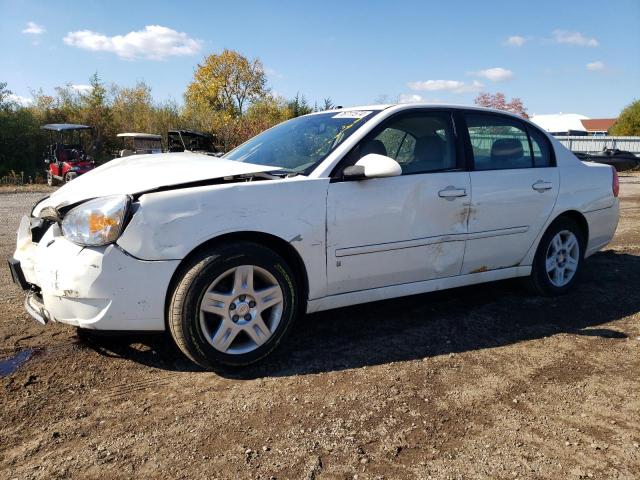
[326,109,470,295]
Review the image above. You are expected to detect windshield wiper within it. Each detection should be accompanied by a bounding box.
[267,169,300,178]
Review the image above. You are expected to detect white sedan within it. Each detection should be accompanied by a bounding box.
[9,104,620,369]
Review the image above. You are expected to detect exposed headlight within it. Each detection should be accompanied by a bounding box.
[61,195,130,246]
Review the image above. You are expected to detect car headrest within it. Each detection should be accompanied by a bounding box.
[360,139,387,157]
[414,135,444,163]
[491,138,523,160]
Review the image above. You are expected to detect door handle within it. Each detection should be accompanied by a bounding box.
[438,186,467,198]
[532,180,553,192]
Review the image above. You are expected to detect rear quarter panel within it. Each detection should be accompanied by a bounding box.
[520,139,618,264]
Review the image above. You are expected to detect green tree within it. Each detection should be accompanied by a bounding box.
[185,49,267,116]
[287,92,313,117]
[0,82,41,178]
[322,97,335,111]
[0,82,13,108]
[77,73,114,158]
[112,81,155,133]
[610,100,640,136]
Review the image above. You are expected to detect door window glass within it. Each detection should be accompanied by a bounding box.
[466,114,533,170]
[528,127,553,167]
[357,112,457,174]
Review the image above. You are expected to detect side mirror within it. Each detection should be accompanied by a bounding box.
[343,153,402,180]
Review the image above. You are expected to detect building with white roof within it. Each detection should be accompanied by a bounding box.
[530,113,590,135]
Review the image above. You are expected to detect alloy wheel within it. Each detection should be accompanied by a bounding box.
[199,265,284,355]
[545,230,580,287]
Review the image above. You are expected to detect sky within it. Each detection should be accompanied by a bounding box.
[1,0,639,118]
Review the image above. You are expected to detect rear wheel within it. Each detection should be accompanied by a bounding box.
[168,242,300,370]
[524,217,585,296]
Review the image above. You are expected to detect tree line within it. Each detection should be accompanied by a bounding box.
[0,49,333,179]
[1,47,638,180]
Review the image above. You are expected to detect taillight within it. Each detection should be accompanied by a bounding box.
[612,166,619,198]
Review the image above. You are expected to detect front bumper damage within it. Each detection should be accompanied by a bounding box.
[11,215,179,331]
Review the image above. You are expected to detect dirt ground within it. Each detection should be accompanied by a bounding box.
[1,177,639,480]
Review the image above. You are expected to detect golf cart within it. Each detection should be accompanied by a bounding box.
[115,132,163,158]
[167,130,219,155]
[41,123,95,186]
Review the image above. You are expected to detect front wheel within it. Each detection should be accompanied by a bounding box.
[524,217,585,296]
[168,242,300,370]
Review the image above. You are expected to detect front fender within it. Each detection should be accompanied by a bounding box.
[117,178,329,299]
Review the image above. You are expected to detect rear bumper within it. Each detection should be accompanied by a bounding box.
[584,201,620,257]
[12,216,179,331]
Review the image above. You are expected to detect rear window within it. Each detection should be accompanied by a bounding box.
[465,113,553,170]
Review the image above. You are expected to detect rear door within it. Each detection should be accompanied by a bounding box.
[461,112,559,274]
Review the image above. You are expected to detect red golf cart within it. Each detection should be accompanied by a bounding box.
[41,123,96,186]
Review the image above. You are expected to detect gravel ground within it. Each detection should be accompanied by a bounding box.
[1,179,639,479]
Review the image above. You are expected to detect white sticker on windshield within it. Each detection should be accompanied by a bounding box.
[332,110,372,119]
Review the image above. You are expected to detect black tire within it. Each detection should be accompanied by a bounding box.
[524,217,586,296]
[168,242,300,370]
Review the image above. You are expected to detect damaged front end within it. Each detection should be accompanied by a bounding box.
[10,197,179,331]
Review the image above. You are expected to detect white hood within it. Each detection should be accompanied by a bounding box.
[39,152,276,210]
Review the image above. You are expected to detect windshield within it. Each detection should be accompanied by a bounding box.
[168,132,216,153]
[133,138,162,150]
[223,110,378,173]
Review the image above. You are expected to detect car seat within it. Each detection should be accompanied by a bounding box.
[404,135,445,173]
[490,138,527,169]
[360,139,388,157]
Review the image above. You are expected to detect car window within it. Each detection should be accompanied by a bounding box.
[528,126,553,167]
[357,112,457,174]
[224,111,378,173]
[465,113,533,170]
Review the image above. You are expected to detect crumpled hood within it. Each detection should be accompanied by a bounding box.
[36,151,276,212]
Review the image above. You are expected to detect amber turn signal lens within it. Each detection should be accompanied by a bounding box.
[88,212,118,234]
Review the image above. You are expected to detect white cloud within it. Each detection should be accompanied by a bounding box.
[7,94,33,106]
[264,67,284,79]
[398,94,444,104]
[586,61,605,71]
[22,21,45,35]
[471,67,514,82]
[408,79,483,94]
[70,84,93,94]
[63,25,201,60]
[553,30,598,47]
[408,80,463,91]
[399,94,423,103]
[505,35,526,47]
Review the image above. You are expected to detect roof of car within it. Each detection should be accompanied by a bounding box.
[315,103,533,120]
[117,132,162,139]
[40,123,92,131]
[309,105,391,115]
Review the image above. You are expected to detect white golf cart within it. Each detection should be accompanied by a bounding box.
[115,133,163,158]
